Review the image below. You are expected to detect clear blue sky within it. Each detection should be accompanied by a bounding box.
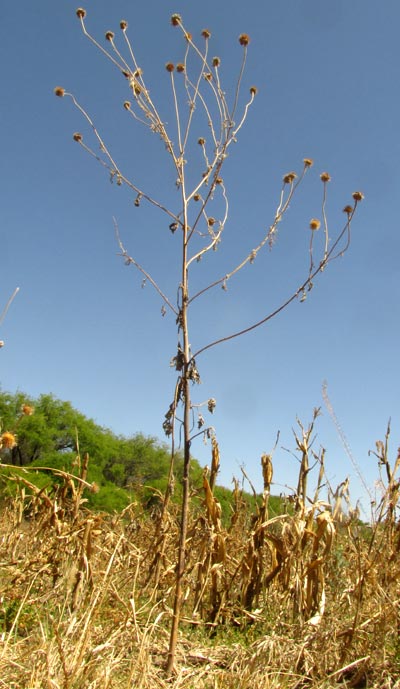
[2,0,399,515]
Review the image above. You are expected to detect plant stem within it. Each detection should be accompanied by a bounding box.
[166,195,192,674]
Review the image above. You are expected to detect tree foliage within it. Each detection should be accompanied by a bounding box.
[0,389,203,510]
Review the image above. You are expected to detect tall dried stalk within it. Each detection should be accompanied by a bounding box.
[54,8,363,672]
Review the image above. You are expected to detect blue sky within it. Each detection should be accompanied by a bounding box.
[2,0,399,515]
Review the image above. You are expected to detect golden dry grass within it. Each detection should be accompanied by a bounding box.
[1,436,400,688]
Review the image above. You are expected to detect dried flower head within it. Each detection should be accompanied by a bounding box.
[207,217,216,226]
[198,137,205,145]
[169,222,178,234]
[123,101,131,110]
[239,33,250,46]
[1,431,16,449]
[320,171,331,182]
[352,191,364,202]
[193,194,201,202]
[250,85,258,96]
[309,218,321,231]
[0,341,4,348]
[343,205,353,215]
[176,63,185,73]
[303,158,314,167]
[207,398,217,413]
[204,72,213,81]
[105,31,115,41]
[54,86,65,97]
[73,132,83,142]
[120,20,128,31]
[76,8,86,19]
[22,404,34,416]
[212,56,221,67]
[165,62,175,72]
[170,13,182,26]
[202,29,211,39]
[283,171,297,184]
[215,177,223,185]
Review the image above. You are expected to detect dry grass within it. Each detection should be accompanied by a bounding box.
[1,425,400,688]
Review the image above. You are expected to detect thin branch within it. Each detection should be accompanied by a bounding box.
[0,287,19,327]
[189,168,308,303]
[191,212,354,359]
[114,219,178,315]
[66,92,179,223]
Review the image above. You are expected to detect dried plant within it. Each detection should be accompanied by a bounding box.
[54,8,363,671]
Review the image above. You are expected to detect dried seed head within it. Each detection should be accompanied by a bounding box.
[176,63,185,73]
[76,8,86,19]
[1,431,17,449]
[198,137,205,145]
[352,191,364,202]
[207,217,216,226]
[320,171,331,182]
[343,205,353,215]
[165,62,175,72]
[309,218,321,231]
[212,56,221,67]
[207,398,216,413]
[283,171,297,184]
[239,33,250,46]
[73,132,83,142]
[21,404,34,416]
[120,20,128,31]
[249,85,258,96]
[170,13,182,26]
[215,177,223,185]
[105,31,114,41]
[204,72,213,81]
[202,28,211,39]
[54,86,65,97]
[193,194,201,201]
[0,340,4,348]
[123,101,131,110]
[303,158,314,167]
[169,222,178,233]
